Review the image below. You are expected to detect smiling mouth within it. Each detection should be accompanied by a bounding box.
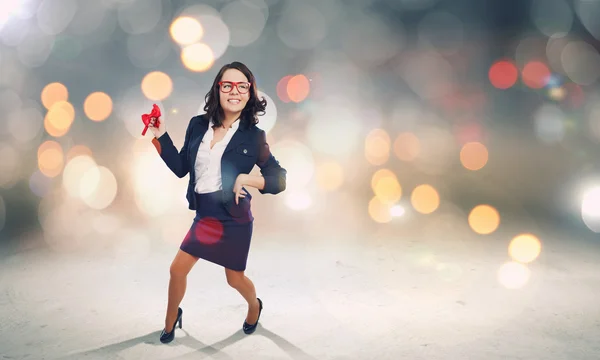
[228,99,240,104]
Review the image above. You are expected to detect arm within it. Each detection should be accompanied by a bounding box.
[151,117,194,178]
[254,129,286,194]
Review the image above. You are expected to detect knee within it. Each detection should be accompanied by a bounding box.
[170,264,188,278]
[226,274,243,289]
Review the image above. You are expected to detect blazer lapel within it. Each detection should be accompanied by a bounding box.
[223,122,247,154]
[188,116,209,168]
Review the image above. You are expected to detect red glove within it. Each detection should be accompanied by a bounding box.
[141,104,161,136]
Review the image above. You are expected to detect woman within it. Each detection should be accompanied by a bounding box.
[147,61,287,343]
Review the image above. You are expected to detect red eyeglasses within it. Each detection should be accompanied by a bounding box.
[218,81,251,94]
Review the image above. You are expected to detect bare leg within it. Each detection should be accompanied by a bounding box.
[165,249,198,331]
[225,268,260,324]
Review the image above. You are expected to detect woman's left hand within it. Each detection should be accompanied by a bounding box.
[233,174,249,205]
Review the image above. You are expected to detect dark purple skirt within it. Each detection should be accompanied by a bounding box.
[180,190,254,271]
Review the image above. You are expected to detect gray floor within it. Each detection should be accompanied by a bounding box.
[1,204,599,360]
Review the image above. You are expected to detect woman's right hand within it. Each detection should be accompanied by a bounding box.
[149,116,166,139]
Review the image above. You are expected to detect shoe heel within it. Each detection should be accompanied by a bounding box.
[178,316,182,329]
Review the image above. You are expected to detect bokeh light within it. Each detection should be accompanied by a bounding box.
[508,233,542,263]
[181,43,215,72]
[365,129,391,166]
[276,75,292,103]
[270,140,315,191]
[0,142,20,189]
[393,132,420,162]
[256,91,278,134]
[530,0,573,37]
[44,100,75,137]
[66,145,93,161]
[522,61,550,89]
[221,0,268,47]
[29,170,53,197]
[368,195,392,223]
[284,190,312,211]
[460,142,488,171]
[37,140,64,178]
[83,91,113,122]
[131,144,186,217]
[62,155,97,198]
[371,169,401,204]
[410,184,440,214]
[497,261,531,289]
[315,161,344,191]
[0,194,5,233]
[41,82,68,110]
[468,204,500,235]
[141,71,173,101]
[80,165,118,210]
[390,204,406,217]
[8,107,43,143]
[286,74,310,103]
[534,103,565,144]
[169,16,204,45]
[489,60,518,89]
[561,41,600,86]
[305,97,363,157]
[581,186,600,233]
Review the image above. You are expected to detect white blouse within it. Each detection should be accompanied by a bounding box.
[194,119,240,194]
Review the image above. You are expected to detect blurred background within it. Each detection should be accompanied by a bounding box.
[1,0,600,290]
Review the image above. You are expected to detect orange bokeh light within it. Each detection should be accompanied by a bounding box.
[460,142,489,171]
[84,92,113,122]
[468,204,500,235]
[41,82,69,110]
[287,74,310,103]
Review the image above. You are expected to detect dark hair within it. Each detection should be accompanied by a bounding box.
[203,61,266,128]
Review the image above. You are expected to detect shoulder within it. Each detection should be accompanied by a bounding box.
[192,113,207,123]
[187,114,208,128]
[248,124,266,141]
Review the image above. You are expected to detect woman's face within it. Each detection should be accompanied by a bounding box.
[219,68,251,117]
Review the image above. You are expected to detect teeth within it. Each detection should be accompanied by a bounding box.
[228,100,240,103]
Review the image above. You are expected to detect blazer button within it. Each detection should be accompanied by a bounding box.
[243,149,247,154]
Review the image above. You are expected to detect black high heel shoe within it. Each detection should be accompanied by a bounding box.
[160,307,183,344]
[243,298,262,334]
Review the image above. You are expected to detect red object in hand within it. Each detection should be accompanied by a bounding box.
[141,104,162,136]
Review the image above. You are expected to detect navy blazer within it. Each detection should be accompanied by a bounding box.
[152,114,287,217]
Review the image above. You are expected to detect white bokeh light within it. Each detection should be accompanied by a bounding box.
[62,155,97,198]
[36,0,77,35]
[81,166,119,210]
[530,0,573,37]
[270,139,315,191]
[220,0,267,47]
[284,189,312,211]
[131,145,185,217]
[581,186,600,233]
[0,142,20,189]
[305,97,363,157]
[117,0,162,35]
[276,2,326,50]
[534,104,566,144]
[561,40,600,86]
[0,0,24,30]
[497,262,531,289]
[8,107,43,143]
